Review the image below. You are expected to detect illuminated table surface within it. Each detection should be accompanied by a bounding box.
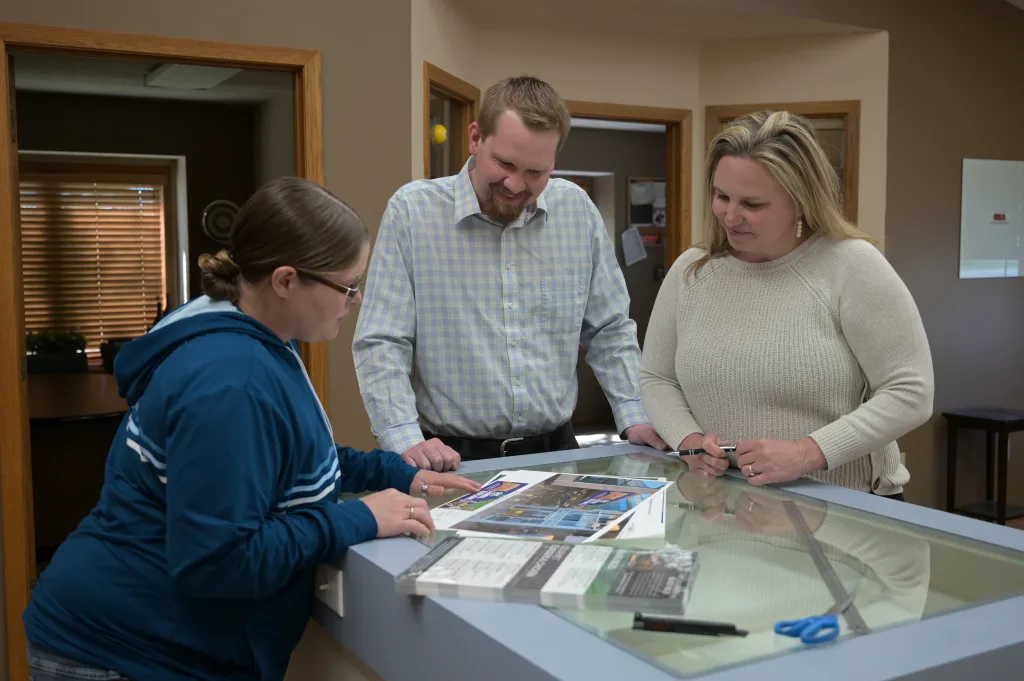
[315,444,1024,680]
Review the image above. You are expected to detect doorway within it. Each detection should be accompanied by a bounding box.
[0,22,325,680]
[423,62,479,179]
[560,102,691,440]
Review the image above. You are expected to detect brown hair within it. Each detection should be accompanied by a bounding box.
[477,75,572,152]
[198,177,368,305]
[687,110,874,279]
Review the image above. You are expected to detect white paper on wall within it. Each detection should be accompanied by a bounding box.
[621,225,648,267]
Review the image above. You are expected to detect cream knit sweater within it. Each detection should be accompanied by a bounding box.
[639,233,934,495]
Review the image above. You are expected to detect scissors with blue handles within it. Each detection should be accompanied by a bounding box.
[774,595,854,645]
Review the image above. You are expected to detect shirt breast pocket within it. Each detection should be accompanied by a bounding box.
[540,275,586,335]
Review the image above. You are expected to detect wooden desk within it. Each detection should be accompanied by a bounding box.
[27,372,129,560]
[28,372,128,421]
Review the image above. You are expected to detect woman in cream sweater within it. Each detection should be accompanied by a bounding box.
[640,110,933,498]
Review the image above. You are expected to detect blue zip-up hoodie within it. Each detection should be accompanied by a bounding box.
[23,297,419,680]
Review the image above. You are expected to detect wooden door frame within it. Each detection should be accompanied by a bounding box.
[423,62,479,179]
[704,100,861,223]
[0,22,325,680]
[565,101,692,265]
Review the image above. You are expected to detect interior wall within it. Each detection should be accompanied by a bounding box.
[410,0,479,179]
[255,89,296,187]
[0,2,412,677]
[479,26,701,117]
[689,0,1024,510]
[698,31,889,248]
[16,91,258,299]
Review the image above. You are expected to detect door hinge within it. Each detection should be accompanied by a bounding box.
[20,353,27,381]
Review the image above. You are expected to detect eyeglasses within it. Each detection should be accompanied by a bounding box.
[297,270,361,299]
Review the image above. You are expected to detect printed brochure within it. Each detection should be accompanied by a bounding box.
[431,470,669,543]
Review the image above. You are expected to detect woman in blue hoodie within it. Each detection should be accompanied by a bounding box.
[22,177,481,681]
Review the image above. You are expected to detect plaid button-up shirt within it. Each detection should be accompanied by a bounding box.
[353,160,648,453]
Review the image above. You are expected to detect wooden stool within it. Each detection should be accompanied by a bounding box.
[944,408,1024,525]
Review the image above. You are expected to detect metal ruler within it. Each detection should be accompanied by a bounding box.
[783,500,870,635]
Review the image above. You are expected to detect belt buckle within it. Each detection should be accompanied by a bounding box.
[499,437,524,457]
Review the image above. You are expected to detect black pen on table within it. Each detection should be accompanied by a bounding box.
[668,445,737,457]
[633,613,748,637]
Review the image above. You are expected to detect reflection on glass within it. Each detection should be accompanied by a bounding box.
[425,453,1024,678]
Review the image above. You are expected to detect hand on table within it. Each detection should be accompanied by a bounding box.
[735,437,827,486]
[361,489,433,538]
[358,473,482,540]
[678,433,732,478]
[410,470,481,498]
[401,438,461,472]
[624,424,670,450]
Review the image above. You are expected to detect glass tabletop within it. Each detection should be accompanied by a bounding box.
[422,450,1024,678]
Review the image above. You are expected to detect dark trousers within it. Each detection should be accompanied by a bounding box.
[873,491,905,502]
[425,422,579,461]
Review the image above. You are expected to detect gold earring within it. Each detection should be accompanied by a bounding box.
[796,217,803,238]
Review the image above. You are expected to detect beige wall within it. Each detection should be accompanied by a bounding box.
[411,0,479,179]
[0,0,412,676]
[697,31,889,247]
[477,28,701,111]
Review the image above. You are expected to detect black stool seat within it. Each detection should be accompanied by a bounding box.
[943,408,1024,525]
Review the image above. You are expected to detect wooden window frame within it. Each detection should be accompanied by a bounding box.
[423,62,479,179]
[704,100,861,223]
[0,22,325,681]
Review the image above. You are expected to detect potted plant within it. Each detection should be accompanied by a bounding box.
[25,328,90,374]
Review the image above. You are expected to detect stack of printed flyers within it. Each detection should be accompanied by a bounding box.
[394,470,700,613]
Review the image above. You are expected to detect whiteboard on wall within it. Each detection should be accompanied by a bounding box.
[960,158,1024,279]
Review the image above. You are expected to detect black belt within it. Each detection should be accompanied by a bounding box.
[424,422,578,461]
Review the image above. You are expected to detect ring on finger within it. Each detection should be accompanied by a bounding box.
[409,507,415,519]
[420,482,430,498]
[745,464,755,477]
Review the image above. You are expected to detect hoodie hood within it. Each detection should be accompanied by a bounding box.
[114,296,290,405]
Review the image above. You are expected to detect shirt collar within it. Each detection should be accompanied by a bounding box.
[454,157,549,228]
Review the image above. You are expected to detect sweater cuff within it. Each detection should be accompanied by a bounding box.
[656,415,703,452]
[377,424,424,455]
[331,499,379,547]
[808,420,864,470]
[388,461,420,496]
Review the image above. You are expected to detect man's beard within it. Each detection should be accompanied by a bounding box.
[481,181,531,225]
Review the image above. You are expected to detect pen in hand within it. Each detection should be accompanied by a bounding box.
[668,445,736,457]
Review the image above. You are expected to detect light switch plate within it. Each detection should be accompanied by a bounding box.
[314,563,344,617]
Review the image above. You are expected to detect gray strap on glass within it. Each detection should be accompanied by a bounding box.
[783,500,871,635]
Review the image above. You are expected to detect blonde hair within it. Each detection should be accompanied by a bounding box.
[199,177,368,305]
[687,110,874,279]
[477,75,572,152]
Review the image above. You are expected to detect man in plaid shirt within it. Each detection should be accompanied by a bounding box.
[354,75,667,470]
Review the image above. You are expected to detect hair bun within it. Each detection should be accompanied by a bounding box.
[198,249,242,304]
